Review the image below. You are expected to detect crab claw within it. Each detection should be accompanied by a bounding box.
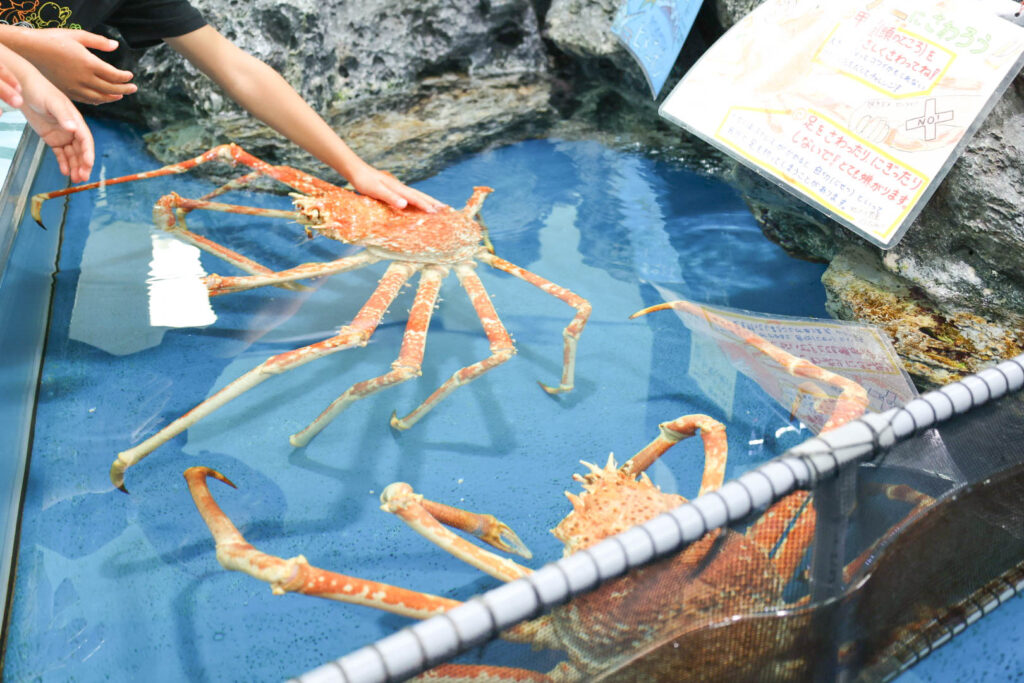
[381,482,533,560]
[110,457,129,494]
[538,379,572,395]
[30,194,48,230]
[481,518,532,559]
[183,466,237,490]
[389,410,410,431]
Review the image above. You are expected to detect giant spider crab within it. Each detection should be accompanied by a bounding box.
[32,144,591,491]
[185,413,795,681]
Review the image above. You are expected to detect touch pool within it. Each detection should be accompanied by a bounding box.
[0,119,1020,681]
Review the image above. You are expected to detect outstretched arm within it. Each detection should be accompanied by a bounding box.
[165,26,444,213]
[0,43,93,182]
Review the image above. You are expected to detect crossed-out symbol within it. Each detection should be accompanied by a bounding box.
[905,98,954,141]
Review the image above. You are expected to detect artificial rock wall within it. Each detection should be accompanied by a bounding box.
[98,0,1024,387]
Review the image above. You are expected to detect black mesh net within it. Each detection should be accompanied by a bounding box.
[408,379,1024,682]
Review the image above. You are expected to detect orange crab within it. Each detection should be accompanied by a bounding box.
[31,144,591,492]
[184,413,824,681]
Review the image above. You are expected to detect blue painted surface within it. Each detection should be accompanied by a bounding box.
[2,117,1017,681]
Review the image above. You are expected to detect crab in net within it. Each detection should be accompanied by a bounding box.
[31,144,591,492]
[180,303,903,680]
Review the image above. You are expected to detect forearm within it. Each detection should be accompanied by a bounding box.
[166,26,443,212]
[0,39,42,84]
[0,25,42,62]
[215,55,369,179]
[168,29,367,182]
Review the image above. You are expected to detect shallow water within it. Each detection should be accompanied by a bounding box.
[8,118,1002,681]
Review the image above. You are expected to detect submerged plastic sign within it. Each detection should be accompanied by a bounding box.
[659,0,1024,248]
[612,0,704,97]
[651,285,917,434]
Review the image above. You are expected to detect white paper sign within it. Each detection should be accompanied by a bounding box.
[659,0,1024,248]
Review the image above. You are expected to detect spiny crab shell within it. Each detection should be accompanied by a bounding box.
[290,187,489,263]
[553,454,686,556]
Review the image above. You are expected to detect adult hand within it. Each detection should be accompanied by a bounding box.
[8,28,136,104]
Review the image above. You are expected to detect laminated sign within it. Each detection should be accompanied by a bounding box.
[612,0,704,97]
[659,0,1024,248]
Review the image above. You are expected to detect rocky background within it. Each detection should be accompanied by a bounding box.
[93,0,1024,388]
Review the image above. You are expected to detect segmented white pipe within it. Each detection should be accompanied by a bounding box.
[294,354,1024,683]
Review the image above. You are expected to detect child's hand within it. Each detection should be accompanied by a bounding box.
[0,58,21,109]
[20,72,94,183]
[10,28,136,105]
[348,164,447,213]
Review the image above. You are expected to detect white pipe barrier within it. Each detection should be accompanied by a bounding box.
[293,354,1024,683]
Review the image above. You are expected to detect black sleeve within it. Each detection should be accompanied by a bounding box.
[105,0,207,49]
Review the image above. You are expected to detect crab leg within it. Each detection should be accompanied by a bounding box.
[478,252,591,395]
[381,483,532,582]
[460,186,493,220]
[184,467,460,618]
[151,192,312,294]
[631,299,868,431]
[842,484,935,583]
[31,144,338,224]
[460,186,496,254]
[202,250,382,297]
[31,144,349,294]
[290,264,446,447]
[391,262,516,430]
[192,171,266,206]
[110,262,418,492]
[414,665,553,681]
[619,414,728,496]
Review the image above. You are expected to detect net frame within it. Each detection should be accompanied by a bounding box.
[294,354,1024,683]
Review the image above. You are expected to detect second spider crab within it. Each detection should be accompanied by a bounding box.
[186,409,909,681]
[32,144,591,491]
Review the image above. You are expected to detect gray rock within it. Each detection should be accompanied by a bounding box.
[102,0,552,183]
[715,0,764,28]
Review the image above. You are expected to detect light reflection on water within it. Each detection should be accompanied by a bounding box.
[6,120,831,680]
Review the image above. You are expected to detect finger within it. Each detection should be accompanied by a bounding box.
[72,89,119,106]
[65,114,95,174]
[393,184,446,213]
[75,32,121,53]
[378,175,437,212]
[72,135,94,181]
[408,188,448,212]
[56,104,94,164]
[63,138,89,184]
[52,146,70,178]
[89,76,137,97]
[64,146,83,183]
[0,81,22,108]
[379,188,408,210]
[92,61,135,86]
[0,64,21,107]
